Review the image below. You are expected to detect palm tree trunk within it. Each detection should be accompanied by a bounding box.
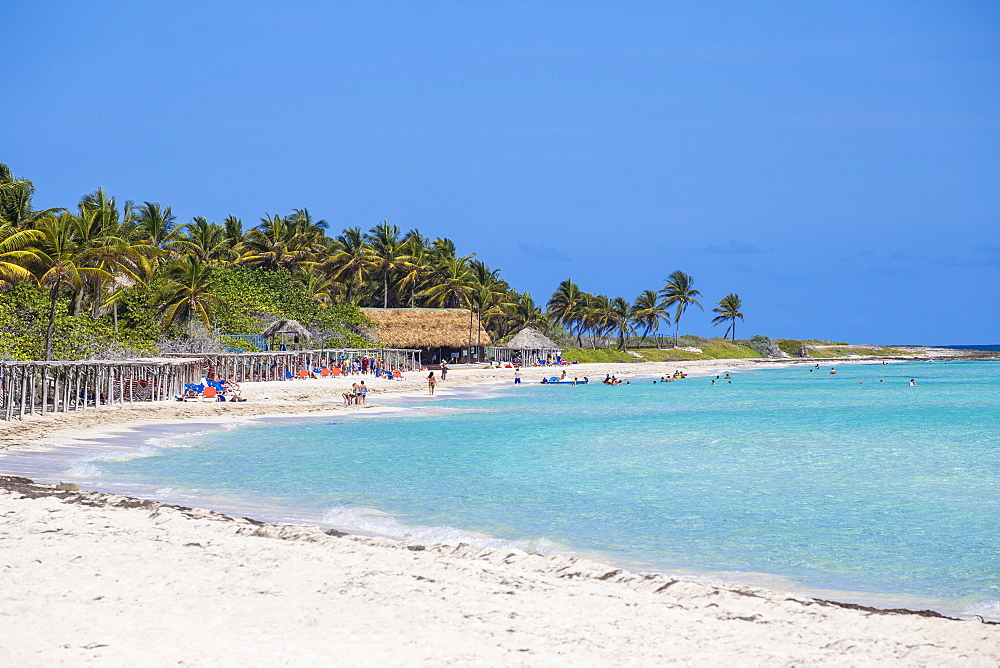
[44,285,60,362]
[383,272,389,308]
[91,278,102,318]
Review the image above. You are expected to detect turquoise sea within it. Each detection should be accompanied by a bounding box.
[10,360,1000,618]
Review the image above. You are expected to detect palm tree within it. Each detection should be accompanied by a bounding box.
[179,217,235,263]
[711,293,745,342]
[468,260,510,360]
[0,163,32,207]
[158,256,223,333]
[505,291,549,338]
[299,267,340,308]
[0,221,43,289]
[286,208,328,237]
[631,289,670,347]
[608,296,635,350]
[222,215,245,251]
[32,213,113,360]
[236,213,319,273]
[547,279,585,346]
[660,270,703,347]
[431,237,457,263]
[365,221,414,308]
[397,234,433,306]
[582,293,611,348]
[422,254,475,308]
[136,201,184,255]
[326,227,372,304]
[0,164,62,228]
[75,192,156,317]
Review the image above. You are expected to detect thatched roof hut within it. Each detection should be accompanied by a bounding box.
[489,326,562,364]
[504,327,559,350]
[362,308,491,349]
[260,319,313,342]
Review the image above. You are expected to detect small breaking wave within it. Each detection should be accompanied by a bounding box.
[963,599,1000,621]
[319,505,567,555]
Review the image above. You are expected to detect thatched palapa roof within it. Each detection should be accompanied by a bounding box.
[362,308,491,348]
[502,326,561,350]
[260,319,313,341]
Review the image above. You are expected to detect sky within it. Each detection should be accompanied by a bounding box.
[3,1,998,344]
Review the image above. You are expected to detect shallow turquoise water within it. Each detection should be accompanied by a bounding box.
[95,360,1000,615]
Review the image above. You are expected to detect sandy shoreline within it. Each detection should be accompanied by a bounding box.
[3,356,999,663]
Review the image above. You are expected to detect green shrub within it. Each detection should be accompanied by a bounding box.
[733,335,780,358]
[0,285,158,361]
[212,267,371,346]
[220,336,259,352]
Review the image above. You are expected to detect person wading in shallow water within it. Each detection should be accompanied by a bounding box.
[427,371,436,395]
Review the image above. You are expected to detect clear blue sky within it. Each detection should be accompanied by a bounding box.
[3,1,998,344]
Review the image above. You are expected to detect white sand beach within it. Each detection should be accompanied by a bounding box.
[2,358,999,664]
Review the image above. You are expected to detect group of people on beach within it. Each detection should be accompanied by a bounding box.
[177,378,244,402]
[343,381,368,405]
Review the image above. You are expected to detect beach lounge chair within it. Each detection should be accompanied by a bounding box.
[284,370,294,380]
[320,368,330,377]
[184,382,206,401]
[202,386,218,401]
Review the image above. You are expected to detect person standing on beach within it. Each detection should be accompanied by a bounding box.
[514,367,521,385]
[359,381,367,405]
[427,371,436,395]
[440,361,448,381]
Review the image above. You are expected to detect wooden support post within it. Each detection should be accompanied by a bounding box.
[40,365,49,416]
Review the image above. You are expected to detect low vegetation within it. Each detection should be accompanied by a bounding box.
[805,346,914,358]
[561,337,761,364]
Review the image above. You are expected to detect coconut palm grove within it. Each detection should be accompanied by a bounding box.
[0,163,834,363]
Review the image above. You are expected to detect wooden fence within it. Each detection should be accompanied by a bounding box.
[0,358,202,421]
[0,348,422,421]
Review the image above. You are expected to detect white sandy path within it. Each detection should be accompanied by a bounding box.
[2,483,998,666]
